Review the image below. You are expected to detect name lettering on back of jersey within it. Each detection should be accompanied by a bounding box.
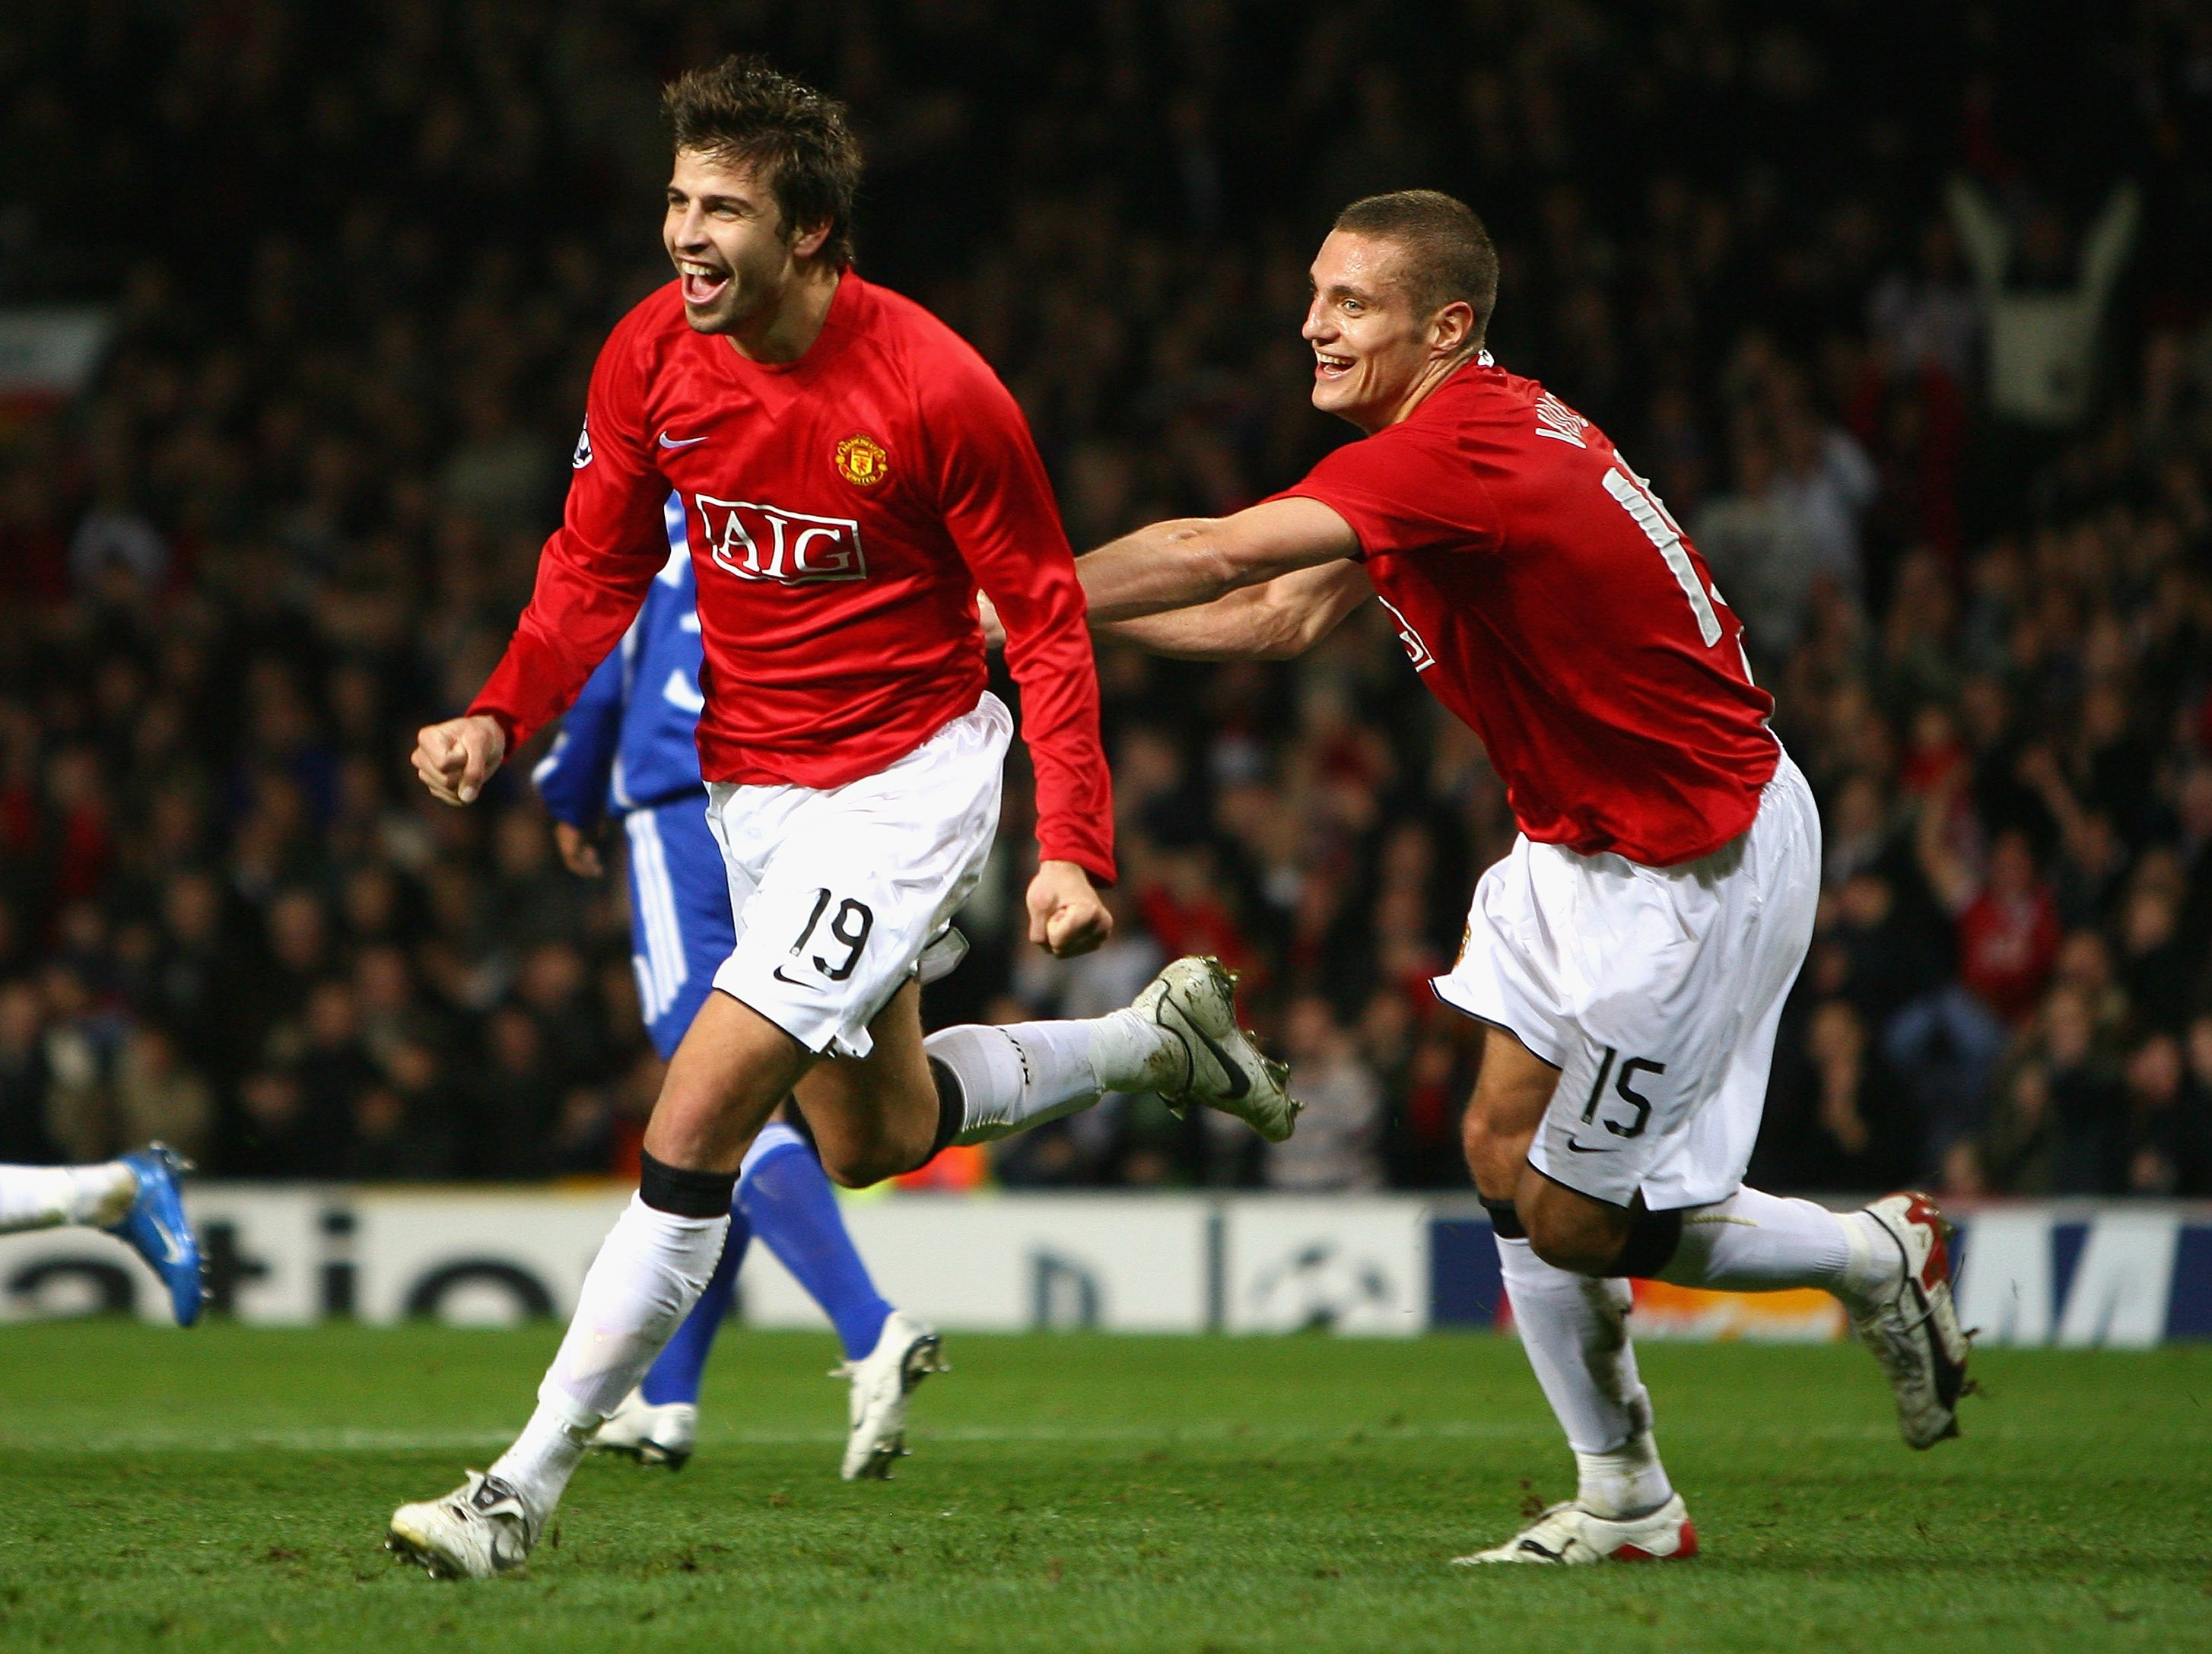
[1532,393,1588,449]
[695,496,869,585]
[1376,594,1437,672]
[1601,465,1723,646]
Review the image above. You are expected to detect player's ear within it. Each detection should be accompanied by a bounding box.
[1430,299,1476,356]
[789,216,835,263]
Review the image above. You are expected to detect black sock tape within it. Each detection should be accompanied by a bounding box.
[925,1057,967,1161]
[1480,1195,1527,1240]
[637,1149,738,1218]
[1605,1201,1683,1278]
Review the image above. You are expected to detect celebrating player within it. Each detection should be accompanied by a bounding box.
[1073,190,1971,1566]
[386,57,1295,1579]
[0,1144,202,1325]
[532,493,946,1481]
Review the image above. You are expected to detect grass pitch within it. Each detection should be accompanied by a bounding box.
[0,1323,2202,1652]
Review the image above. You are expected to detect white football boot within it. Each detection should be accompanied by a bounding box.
[1847,1190,1973,1449]
[1134,956,1301,1143]
[591,1388,698,1470]
[386,1471,540,1579]
[835,1309,947,1481]
[1451,1494,1699,1566]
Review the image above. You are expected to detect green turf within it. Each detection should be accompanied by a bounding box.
[0,1323,2202,1652]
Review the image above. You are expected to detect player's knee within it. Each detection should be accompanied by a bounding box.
[1521,1180,1634,1275]
[1525,1192,1683,1278]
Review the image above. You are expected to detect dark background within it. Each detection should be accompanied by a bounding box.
[1,0,2209,1198]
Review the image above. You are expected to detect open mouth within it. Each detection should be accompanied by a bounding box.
[678,260,730,306]
[1314,351,1353,381]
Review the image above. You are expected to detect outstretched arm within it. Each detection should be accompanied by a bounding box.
[1094,560,1375,659]
[1076,496,1361,623]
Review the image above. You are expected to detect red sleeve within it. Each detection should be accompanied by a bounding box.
[469,313,669,753]
[926,353,1115,885]
[1272,429,1499,562]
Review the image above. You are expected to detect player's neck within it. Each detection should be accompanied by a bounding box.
[1371,346,1480,432]
[724,263,844,366]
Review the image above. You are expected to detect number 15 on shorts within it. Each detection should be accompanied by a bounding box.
[1568,1045,1662,1146]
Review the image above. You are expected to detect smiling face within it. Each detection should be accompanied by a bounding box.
[662,148,831,337]
[1301,230,1476,433]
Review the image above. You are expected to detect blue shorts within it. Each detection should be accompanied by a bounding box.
[623,793,736,1061]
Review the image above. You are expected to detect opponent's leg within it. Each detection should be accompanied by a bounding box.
[741,1121,891,1359]
[0,1148,204,1325]
[736,1117,947,1480]
[388,993,807,1579]
[0,1160,136,1231]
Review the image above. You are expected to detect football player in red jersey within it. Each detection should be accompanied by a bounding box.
[1073,192,1972,1565]
[386,59,1295,1580]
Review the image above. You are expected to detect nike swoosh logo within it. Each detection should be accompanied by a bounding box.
[771,964,814,989]
[1517,1538,1564,1560]
[658,432,707,448]
[1563,1137,1615,1154]
[1163,1000,1250,1100]
[155,1224,187,1266]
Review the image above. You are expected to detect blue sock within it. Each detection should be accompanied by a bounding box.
[638,1200,750,1407]
[741,1122,894,1360]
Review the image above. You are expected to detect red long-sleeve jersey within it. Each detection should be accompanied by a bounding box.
[471,275,1114,884]
[1276,360,1778,867]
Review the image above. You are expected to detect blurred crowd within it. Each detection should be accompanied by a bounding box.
[2,1,2210,1197]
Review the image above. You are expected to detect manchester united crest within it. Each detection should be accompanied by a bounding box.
[835,432,889,487]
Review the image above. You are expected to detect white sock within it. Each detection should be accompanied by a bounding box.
[1084,1008,1180,1093]
[491,1195,727,1516]
[1575,1434,1672,1523]
[492,1406,593,1520]
[0,1162,138,1233]
[927,1019,1137,1144]
[1657,1187,1885,1297]
[1495,1235,1673,1519]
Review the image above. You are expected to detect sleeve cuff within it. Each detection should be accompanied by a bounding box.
[1039,839,1117,888]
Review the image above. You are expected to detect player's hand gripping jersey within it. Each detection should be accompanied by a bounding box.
[1279,356,1778,867]
[472,275,1114,884]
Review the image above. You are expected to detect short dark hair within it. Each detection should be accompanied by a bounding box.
[662,56,863,268]
[1332,191,1499,340]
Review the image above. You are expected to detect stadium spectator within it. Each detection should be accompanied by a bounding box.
[1264,996,1384,1194]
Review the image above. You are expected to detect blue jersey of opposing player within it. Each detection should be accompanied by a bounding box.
[533,494,733,1057]
[532,494,707,824]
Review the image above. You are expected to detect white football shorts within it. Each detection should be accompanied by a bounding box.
[702,691,1009,1060]
[1431,750,1819,1210]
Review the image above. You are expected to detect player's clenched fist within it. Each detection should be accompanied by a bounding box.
[412,714,507,807]
[1025,859,1112,958]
